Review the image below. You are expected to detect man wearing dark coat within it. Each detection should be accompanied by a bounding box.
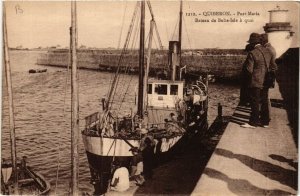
[261,33,277,81]
[241,33,273,128]
[240,43,255,106]
[260,33,277,125]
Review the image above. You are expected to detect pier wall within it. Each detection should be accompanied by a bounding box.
[275,47,299,144]
[36,49,246,80]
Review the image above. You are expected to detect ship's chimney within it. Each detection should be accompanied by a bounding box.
[168,41,180,80]
[264,6,294,58]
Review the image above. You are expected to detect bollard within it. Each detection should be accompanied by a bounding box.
[218,103,223,121]
[101,98,106,111]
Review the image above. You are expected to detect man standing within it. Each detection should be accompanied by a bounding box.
[142,137,155,179]
[241,33,273,128]
[261,33,277,61]
[260,33,277,126]
[240,43,255,106]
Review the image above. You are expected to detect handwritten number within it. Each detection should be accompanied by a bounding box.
[15,5,23,14]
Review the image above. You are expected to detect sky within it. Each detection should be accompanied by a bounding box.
[4,1,300,49]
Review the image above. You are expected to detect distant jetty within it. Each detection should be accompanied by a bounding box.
[36,49,247,80]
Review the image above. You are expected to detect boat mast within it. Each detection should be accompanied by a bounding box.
[178,0,183,69]
[3,4,19,193]
[70,1,79,195]
[137,0,145,118]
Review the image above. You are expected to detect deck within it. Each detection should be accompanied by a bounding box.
[191,82,298,195]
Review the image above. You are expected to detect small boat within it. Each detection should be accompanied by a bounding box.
[1,4,51,195]
[1,157,50,195]
[28,68,47,74]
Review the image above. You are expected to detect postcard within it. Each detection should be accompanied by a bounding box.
[1,1,298,195]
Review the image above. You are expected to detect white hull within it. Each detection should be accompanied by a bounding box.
[82,135,140,157]
[82,134,184,157]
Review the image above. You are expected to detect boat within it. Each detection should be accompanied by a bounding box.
[28,69,47,74]
[81,1,209,195]
[1,4,51,195]
[1,157,50,195]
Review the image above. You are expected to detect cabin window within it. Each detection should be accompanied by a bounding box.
[170,85,178,95]
[147,84,152,94]
[154,84,167,95]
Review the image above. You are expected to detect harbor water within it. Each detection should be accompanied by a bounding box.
[1,50,240,194]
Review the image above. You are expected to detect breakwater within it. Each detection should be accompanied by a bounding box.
[36,49,247,80]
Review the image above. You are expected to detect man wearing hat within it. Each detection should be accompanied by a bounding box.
[261,33,277,123]
[241,33,273,128]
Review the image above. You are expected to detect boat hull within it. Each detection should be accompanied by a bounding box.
[82,112,208,195]
[82,134,185,195]
[82,136,140,157]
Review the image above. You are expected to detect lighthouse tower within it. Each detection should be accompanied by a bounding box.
[264,6,294,58]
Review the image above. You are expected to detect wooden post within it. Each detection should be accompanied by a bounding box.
[3,4,19,194]
[71,1,79,195]
[137,0,145,118]
[218,103,223,120]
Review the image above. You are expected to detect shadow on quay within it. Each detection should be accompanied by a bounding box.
[269,154,298,170]
[204,168,293,195]
[215,148,298,190]
[134,116,230,195]
[275,48,299,145]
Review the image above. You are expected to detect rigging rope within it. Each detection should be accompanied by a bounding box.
[130,11,140,50]
[161,3,170,41]
[171,16,179,41]
[106,2,139,111]
[146,1,163,50]
[110,3,142,112]
[153,33,159,50]
[108,1,167,115]
[183,16,193,51]
[118,2,128,49]
[112,12,139,110]
[145,31,150,49]
[116,15,140,111]
[106,3,139,100]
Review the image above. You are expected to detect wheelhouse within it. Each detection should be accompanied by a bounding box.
[147,79,184,108]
